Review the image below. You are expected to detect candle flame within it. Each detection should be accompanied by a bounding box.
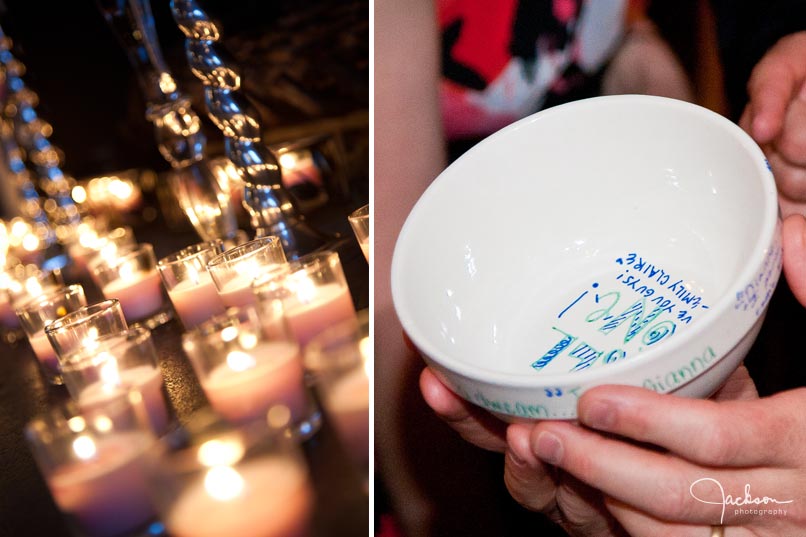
[204,465,245,502]
[119,261,136,281]
[236,259,261,281]
[278,151,299,170]
[94,415,113,433]
[79,229,101,249]
[72,435,97,460]
[98,242,119,264]
[292,274,317,305]
[67,416,86,433]
[221,326,239,343]
[226,350,256,372]
[98,354,121,392]
[197,438,245,467]
[238,332,257,350]
[187,263,200,286]
[82,327,101,351]
[24,277,44,298]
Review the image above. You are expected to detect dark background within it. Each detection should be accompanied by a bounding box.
[0,0,369,182]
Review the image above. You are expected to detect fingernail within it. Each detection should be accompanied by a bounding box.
[534,431,563,465]
[583,400,617,431]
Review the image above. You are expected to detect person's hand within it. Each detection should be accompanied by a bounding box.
[515,213,806,535]
[419,214,806,536]
[420,367,626,536]
[523,366,806,536]
[740,31,806,218]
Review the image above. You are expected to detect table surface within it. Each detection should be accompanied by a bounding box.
[0,204,369,537]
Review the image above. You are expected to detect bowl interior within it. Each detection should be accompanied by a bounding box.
[393,96,775,380]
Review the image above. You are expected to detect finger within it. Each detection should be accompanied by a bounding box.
[504,424,559,514]
[419,367,508,452]
[508,425,621,536]
[576,385,800,467]
[746,69,796,144]
[768,149,806,205]
[777,195,806,221]
[605,497,713,537]
[739,105,754,143]
[710,365,758,402]
[777,95,806,167]
[530,421,796,526]
[530,422,704,523]
[783,214,806,307]
[745,34,806,143]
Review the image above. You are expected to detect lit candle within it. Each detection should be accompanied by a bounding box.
[324,367,370,467]
[279,149,322,189]
[167,270,226,328]
[285,282,357,347]
[102,266,164,322]
[206,236,287,309]
[216,273,260,309]
[48,431,156,537]
[28,330,59,375]
[201,341,306,424]
[166,457,312,537]
[78,363,169,435]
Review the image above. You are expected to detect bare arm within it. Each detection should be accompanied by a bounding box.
[374,0,446,533]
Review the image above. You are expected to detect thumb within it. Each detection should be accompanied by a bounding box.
[782,214,806,307]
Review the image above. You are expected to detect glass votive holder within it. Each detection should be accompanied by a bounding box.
[158,247,227,330]
[253,250,357,349]
[60,326,173,436]
[206,236,287,309]
[0,266,64,345]
[16,284,88,385]
[24,393,160,537]
[182,305,321,440]
[3,265,65,327]
[90,243,172,329]
[45,299,128,362]
[304,315,370,478]
[148,416,314,537]
[69,225,136,275]
[348,204,369,262]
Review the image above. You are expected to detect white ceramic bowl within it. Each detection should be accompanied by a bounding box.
[392,95,782,420]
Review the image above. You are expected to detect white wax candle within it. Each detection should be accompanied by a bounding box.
[103,269,163,321]
[167,272,226,329]
[79,365,169,435]
[217,273,258,308]
[166,457,312,537]
[286,283,356,347]
[48,432,156,537]
[324,368,370,467]
[28,330,59,375]
[202,341,306,424]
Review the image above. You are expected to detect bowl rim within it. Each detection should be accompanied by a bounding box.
[391,95,780,388]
